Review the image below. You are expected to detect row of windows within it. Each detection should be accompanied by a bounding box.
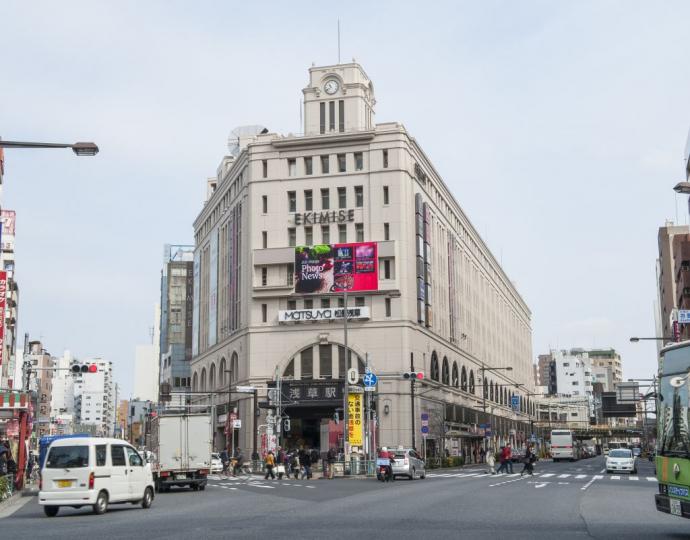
[285,186,367,213]
[320,100,345,134]
[262,149,389,181]
[285,222,367,247]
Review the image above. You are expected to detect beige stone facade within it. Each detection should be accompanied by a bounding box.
[190,63,534,458]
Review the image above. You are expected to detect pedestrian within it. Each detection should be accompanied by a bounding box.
[290,451,300,479]
[521,446,536,476]
[219,448,229,476]
[504,443,514,474]
[264,451,276,480]
[486,448,496,475]
[479,447,486,464]
[276,448,286,480]
[301,448,312,479]
[233,447,245,477]
[496,446,507,474]
[327,446,337,479]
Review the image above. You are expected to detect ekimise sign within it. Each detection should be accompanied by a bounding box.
[294,243,378,294]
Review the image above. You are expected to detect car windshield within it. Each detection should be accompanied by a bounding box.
[46,445,89,468]
[609,450,632,458]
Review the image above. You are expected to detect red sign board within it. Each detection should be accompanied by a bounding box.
[0,271,6,366]
[294,242,378,294]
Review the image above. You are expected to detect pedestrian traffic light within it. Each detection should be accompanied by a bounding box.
[70,363,98,375]
[402,372,424,380]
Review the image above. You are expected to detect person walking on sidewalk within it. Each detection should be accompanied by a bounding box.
[486,448,496,474]
[264,451,276,480]
[327,446,337,479]
[503,443,514,474]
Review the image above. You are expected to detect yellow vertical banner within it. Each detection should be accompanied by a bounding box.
[348,393,363,446]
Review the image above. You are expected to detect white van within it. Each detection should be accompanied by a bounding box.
[39,437,155,517]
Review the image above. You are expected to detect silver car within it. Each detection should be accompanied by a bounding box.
[391,448,426,480]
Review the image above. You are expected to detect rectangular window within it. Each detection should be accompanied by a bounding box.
[384,223,390,241]
[384,259,391,279]
[321,298,331,308]
[305,157,313,175]
[96,445,107,466]
[288,228,296,247]
[288,159,296,177]
[305,189,313,211]
[262,160,268,178]
[261,267,267,286]
[304,298,313,309]
[355,223,364,242]
[320,103,326,134]
[321,155,330,174]
[354,152,363,171]
[261,304,267,323]
[338,224,347,243]
[338,187,347,208]
[287,263,294,286]
[337,153,346,173]
[329,101,335,131]
[355,185,363,207]
[383,149,389,168]
[287,299,297,310]
[339,100,345,132]
[320,344,332,379]
[288,191,296,212]
[305,226,313,246]
[321,188,330,209]
[46,446,87,468]
[338,297,345,308]
[385,298,391,317]
[383,186,389,205]
[338,345,346,376]
[302,347,313,378]
[321,225,330,244]
[262,195,268,213]
[262,231,267,249]
[355,297,365,307]
[111,445,127,467]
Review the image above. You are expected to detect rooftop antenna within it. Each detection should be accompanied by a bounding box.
[338,19,341,64]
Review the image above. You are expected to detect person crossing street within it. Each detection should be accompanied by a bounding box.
[264,451,276,480]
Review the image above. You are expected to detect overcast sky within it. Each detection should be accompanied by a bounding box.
[2,1,688,397]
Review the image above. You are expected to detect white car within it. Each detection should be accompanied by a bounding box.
[211,453,223,473]
[606,448,637,474]
[39,437,155,517]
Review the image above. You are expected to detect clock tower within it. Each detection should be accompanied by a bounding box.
[302,62,376,136]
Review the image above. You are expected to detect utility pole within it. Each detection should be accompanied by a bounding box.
[410,352,416,451]
[342,290,350,470]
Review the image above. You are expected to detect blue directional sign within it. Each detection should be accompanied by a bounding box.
[511,395,520,411]
[363,372,378,387]
[421,425,429,434]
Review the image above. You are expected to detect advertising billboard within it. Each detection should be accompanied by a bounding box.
[294,242,378,294]
[0,271,6,367]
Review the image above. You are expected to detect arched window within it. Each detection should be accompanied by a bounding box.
[461,366,468,391]
[452,362,459,388]
[200,367,207,392]
[489,380,494,401]
[209,363,216,390]
[469,370,475,394]
[192,372,198,392]
[230,352,239,384]
[442,357,450,385]
[219,357,227,387]
[430,352,440,381]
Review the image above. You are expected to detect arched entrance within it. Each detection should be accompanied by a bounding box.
[271,342,365,453]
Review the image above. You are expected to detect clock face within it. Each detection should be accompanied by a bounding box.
[324,80,339,95]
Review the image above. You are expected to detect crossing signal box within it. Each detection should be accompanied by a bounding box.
[71,363,98,375]
[402,372,424,380]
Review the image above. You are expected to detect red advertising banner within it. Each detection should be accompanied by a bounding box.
[294,242,378,294]
[0,271,7,366]
[1,210,15,236]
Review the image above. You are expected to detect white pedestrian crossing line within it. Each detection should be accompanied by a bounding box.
[541,473,555,478]
[629,476,639,481]
[558,474,571,478]
[576,475,587,479]
[647,477,657,482]
[611,475,621,480]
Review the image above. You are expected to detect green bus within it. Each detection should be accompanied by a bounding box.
[656,341,690,518]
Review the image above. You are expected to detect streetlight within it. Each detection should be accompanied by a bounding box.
[0,139,99,156]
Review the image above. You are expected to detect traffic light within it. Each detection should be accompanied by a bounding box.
[402,372,424,380]
[70,363,98,375]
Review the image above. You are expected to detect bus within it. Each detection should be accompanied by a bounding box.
[604,441,628,456]
[656,341,690,519]
[551,429,578,462]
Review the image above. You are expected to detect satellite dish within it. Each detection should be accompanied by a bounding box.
[227,125,268,157]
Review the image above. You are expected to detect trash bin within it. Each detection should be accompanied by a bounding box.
[350,456,362,475]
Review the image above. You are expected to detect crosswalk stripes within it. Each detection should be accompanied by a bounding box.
[647,477,657,481]
[611,475,621,480]
[629,476,639,481]
[557,474,571,478]
[425,471,657,485]
[576,475,587,479]
[540,473,555,478]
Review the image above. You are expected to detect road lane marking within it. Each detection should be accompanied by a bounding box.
[581,475,602,491]
[599,469,606,473]
[629,476,639,481]
[558,474,571,478]
[557,482,570,485]
[541,473,555,477]
[611,475,621,480]
[647,477,657,482]
[576,475,587,479]
[535,483,548,489]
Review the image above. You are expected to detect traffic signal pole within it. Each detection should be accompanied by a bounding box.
[410,353,416,451]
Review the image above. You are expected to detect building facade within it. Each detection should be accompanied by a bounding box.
[657,222,690,341]
[159,245,194,394]
[536,353,557,394]
[588,348,623,392]
[189,63,534,459]
[26,340,53,439]
[0,209,19,389]
[49,350,75,435]
[73,358,114,436]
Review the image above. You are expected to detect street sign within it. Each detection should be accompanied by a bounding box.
[363,371,377,387]
[232,419,241,428]
[511,395,520,411]
[421,413,429,421]
[421,425,429,434]
[347,368,359,385]
[680,310,690,324]
[236,386,256,393]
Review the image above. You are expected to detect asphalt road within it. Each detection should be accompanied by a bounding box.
[2,456,688,539]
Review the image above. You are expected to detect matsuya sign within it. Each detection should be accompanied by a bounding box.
[293,209,355,225]
[278,307,370,322]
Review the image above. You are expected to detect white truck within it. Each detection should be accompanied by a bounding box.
[150,412,212,492]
